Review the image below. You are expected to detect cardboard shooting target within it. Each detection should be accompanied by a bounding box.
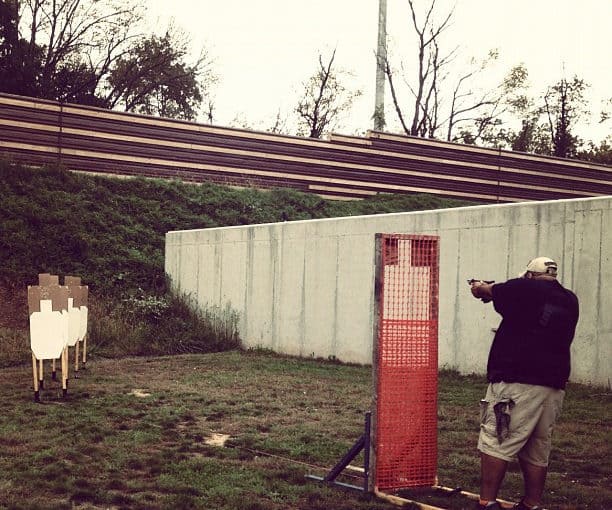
[28,285,69,359]
[64,276,81,286]
[66,291,82,347]
[65,277,88,345]
[38,273,59,286]
[78,286,89,341]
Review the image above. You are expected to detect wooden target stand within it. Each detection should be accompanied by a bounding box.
[29,274,89,402]
[307,234,517,509]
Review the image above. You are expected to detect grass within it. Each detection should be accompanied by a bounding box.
[0,350,609,510]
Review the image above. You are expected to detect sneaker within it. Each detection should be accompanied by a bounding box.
[474,502,503,510]
[513,501,541,510]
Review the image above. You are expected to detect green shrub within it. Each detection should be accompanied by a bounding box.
[87,292,240,359]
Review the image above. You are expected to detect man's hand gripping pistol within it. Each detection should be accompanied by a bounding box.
[467,279,495,303]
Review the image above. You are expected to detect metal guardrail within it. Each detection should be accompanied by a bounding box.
[1,92,610,202]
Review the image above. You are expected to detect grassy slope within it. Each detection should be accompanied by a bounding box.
[0,159,472,364]
[0,160,471,299]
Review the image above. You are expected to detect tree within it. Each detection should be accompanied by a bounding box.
[488,74,591,158]
[577,136,612,165]
[295,49,362,138]
[445,51,524,144]
[384,0,520,143]
[398,0,454,137]
[455,63,534,149]
[578,98,612,163]
[268,110,289,134]
[542,76,588,158]
[106,31,214,120]
[0,0,45,97]
[7,0,145,104]
[0,0,215,120]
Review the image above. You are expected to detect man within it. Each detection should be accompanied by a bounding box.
[470,257,579,510]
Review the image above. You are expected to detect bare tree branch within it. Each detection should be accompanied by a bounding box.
[384,57,411,134]
[295,49,361,138]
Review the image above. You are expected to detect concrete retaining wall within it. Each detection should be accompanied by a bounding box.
[165,196,611,387]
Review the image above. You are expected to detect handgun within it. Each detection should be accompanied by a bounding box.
[467,279,495,286]
[467,279,495,303]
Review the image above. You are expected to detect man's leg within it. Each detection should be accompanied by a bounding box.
[516,386,563,507]
[479,452,508,501]
[519,457,547,508]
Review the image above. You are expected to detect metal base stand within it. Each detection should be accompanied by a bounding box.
[306,412,371,492]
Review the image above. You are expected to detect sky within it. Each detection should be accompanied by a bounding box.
[146,0,612,142]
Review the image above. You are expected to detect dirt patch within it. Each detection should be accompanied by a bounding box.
[204,433,231,447]
[128,389,151,398]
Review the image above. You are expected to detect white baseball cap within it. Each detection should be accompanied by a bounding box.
[518,256,558,278]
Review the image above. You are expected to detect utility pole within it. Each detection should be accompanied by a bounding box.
[373,0,387,131]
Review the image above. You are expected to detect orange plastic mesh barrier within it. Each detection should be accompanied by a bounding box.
[373,234,439,490]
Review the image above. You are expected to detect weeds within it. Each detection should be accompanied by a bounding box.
[87,292,240,359]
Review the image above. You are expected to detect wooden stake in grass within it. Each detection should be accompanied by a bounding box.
[61,340,68,397]
[31,352,39,402]
[38,358,44,390]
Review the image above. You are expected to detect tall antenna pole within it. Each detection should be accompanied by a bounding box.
[373,0,388,131]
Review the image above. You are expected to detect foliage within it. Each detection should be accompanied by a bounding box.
[1,0,142,105]
[107,30,214,119]
[543,76,589,158]
[295,49,362,138]
[470,73,599,160]
[0,0,214,119]
[87,294,240,359]
[577,136,612,165]
[0,1,45,98]
[455,63,532,147]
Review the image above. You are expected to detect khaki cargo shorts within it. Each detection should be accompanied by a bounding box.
[477,382,565,467]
